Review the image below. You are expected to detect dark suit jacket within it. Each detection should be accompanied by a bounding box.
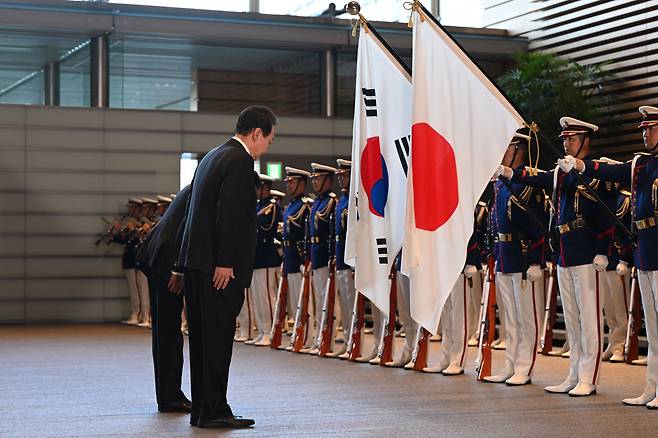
[136,185,191,280]
[177,138,258,288]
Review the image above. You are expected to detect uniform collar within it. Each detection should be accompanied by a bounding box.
[231,136,252,157]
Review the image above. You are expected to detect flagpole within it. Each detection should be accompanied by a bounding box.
[411,1,636,245]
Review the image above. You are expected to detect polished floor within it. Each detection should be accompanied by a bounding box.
[0,324,655,437]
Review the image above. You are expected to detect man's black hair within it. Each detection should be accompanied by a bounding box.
[235,106,278,137]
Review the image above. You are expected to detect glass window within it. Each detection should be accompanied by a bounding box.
[59,42,91,107]
[180,153,198,189]
[110,38,321,116]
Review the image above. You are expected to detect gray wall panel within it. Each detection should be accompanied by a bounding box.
[0,215,25,234]
[104,152,180,173]
[26,129,104,150]
[0,150,26,169]
[27,194,105,214]
[0,194,25,213]
[26,279,105,299]
[104,110,183,131]
[26,300,105,322]
[0,301,25,323]
[0,172,26,191]
[0,129,26,148]
[103,131,182,151]
[0,258,25,277]
[27,151,104,171]
[0,236,25,256]
[27,172,104,192]
[0,105,26,125]
[27,236,103,256]
[26,107,104,128]
[25,257,121,278]
[0,279,25,300]
[26,215,103,235]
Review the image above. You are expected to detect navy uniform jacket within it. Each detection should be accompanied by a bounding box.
[512,155,617,268]
[492,173,547,273]
[335,190,350,271]
[465,230,482,268]
[254,195,282,269]
[282,194,312,274]
[583,153,658,271]
[614,190,634,267]
[310,191,336,269]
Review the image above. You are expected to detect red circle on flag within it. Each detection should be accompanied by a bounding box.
[412,122,459,231]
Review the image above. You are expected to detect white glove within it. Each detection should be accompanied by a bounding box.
[616,261,629,277]
[493,165,513,180]
[463,265,478,279]
[526,264,543,282]
[593,254,609,272]
[558,155,576,173]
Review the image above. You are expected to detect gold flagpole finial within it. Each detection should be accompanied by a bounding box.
[524,122,541,176]
[403,0,423,28]
[347,2,368,37]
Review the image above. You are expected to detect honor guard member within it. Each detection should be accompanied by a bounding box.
[561,106,658,406]
[467,201,489,346]
[245,174,282,347]
[591,170,628,364]
[136,186,192,414]
[485,132,546,386]
[282,167,313,346]
[424,224,482,375]
[497,116,617,396]
[301,163,337,354]
[328,159,356,357]
[155,195,172,222]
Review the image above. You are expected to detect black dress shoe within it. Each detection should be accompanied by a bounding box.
[158,398,193,413]
[198,416,255,429]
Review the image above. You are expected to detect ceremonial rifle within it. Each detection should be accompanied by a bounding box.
[378,265,398,366]
[624,267,642,364]
[318,211,338,357]
[539,262,558,355]
[347,292,366,361]
[270,263,289,350]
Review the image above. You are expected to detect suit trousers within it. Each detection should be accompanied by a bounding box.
[147,271,185,405]
[557,263,603,386]
[185,270,245,421]
[638,270,658,391]
[495,272,539,378]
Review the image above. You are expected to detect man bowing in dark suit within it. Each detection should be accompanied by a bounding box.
[177,106,277,429]
[136,185,191,414]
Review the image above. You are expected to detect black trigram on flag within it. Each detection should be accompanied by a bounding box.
[395,134,411,176]
[376,237,388,264]
[362,88,377,117]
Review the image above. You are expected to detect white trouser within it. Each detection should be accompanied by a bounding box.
[337,269,356,341]
[236,288,254,338]
[250,267,277,338]
[435,275,469,369]
[601,270,629,355]
[287,272,303,325]
[396,273,419,360]
[371,302,385,354]
[136,270,150,321]
[557,264,603,385]
[124,269,140,317]
[467,271,484,339]
[311,266,329,348]
[496,285,506,341]
[535,271,547,336]
[496,272,539,377]
[638,270,658,391]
